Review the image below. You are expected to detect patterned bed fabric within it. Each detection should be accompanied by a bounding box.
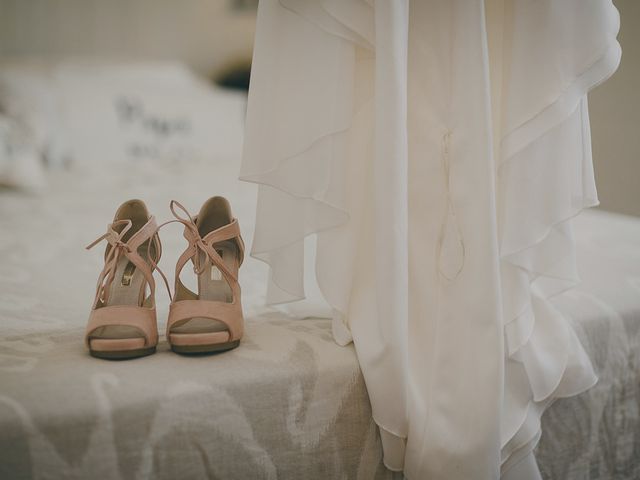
[0,145,639,479]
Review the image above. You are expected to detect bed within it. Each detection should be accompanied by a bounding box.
[0,62,638,479]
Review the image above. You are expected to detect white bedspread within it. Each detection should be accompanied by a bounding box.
[0,153,638,479]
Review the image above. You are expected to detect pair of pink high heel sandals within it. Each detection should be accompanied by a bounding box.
[84,197,244,359]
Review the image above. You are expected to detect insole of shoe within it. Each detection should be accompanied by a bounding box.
[91,247,149,342]
[170,241,237,336]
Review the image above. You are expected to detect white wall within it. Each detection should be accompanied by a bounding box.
[0,0,256,76]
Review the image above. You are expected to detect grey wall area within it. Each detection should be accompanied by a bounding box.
[590,0,640,217]
[0,0,256,77]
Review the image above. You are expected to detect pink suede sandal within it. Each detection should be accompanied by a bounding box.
[165,197,245,354]
[84,200,163,359]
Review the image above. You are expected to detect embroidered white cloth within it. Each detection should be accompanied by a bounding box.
[240,1,621,478]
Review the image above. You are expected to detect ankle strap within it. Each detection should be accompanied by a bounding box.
[86,216,162,307]
[166,200,244,297]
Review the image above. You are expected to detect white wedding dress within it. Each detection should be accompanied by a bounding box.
[240,1,621,478]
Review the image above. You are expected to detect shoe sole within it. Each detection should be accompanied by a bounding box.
[171,339,240,355]
[90,346,156,360]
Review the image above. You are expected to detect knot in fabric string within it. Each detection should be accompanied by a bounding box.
[436,130,466,281]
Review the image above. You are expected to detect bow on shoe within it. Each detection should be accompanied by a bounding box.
[165,200,237,281]
[86,219,134,305]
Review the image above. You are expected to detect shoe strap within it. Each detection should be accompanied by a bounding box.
[86,305,158,348]
[165,200,244,299]
[167,299,243,342]
[86,216,162,308]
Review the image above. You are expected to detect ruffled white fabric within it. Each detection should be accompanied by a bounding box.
[241,1,621,478]
[495,1,621,475]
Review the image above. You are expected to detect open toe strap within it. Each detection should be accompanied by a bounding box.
[85,305,158,350]
[167,300,244,344]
